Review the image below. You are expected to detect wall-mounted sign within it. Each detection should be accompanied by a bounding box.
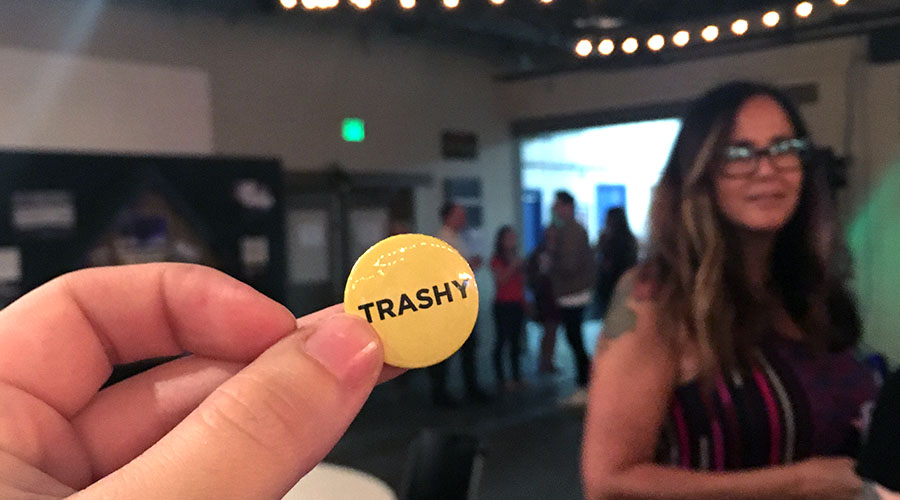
[442,131,478,159]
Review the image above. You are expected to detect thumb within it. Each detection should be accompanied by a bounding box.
[76,314,383,500]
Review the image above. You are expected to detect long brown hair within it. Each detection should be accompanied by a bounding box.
[646,81,860,378]
[493,225,516,264]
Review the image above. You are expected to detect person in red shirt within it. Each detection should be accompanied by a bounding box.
[491,225,527,391]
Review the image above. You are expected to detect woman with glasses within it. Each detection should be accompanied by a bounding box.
[582,82,886,499]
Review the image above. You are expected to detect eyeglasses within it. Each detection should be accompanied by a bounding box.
[720,138,810,178]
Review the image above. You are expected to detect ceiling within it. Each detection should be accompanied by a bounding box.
[141,0,900,76]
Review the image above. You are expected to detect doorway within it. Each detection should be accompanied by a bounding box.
[519,118,682,246]
[283,169,427,317]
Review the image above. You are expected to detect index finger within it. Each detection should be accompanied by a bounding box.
[0,264,296,418]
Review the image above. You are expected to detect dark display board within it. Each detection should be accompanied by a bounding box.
[0,151,285,306]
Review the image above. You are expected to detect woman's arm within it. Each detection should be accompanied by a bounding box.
[584,459,861,500]
[582,290,862,500]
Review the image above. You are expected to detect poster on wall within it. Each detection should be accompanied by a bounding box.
[0,247,21,308]
[240,235,270,279]
[349,207,389,264]
[86,190,216,267]
[11,190,76,238]
[287,209,330,285]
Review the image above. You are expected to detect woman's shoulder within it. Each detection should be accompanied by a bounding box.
[596,286,681,383]
[601,265,663,339]
[601,264,690,367]
[610,264,660,301]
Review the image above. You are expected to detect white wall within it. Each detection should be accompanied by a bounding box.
[500,38,859,154]
[500,37,900,361]
[0,46,212,154]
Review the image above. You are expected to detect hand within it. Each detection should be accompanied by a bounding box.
[792,457,863,500]
[877,485,900,500]
[0,264,403,499]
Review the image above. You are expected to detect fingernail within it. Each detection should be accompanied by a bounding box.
[305,315,380,383]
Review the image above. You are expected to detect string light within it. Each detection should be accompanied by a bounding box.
[575,39,593,57]
[282,0,853,56]
[701,25,719,42]
[598,39,615,56]
[300,0,338,9]
[795,2,813,17]
[673,30,690,47]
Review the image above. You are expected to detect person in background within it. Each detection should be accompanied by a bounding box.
[491,225,527,392]
[527,225,560,374]
[385,218,414,398]
[430,201,490,406]
[857,368,900,494]
[582,82,884,499]
[594,206,638,319]
[388,219,411,237]
[550,191,595,405]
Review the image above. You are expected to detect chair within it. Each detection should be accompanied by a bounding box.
[398,429,483,500]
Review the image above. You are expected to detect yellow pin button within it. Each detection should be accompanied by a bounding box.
[344,233,479,369]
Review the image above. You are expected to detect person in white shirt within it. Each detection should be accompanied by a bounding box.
[429,201,490,406]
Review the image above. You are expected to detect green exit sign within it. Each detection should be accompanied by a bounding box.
[342,118,365,143]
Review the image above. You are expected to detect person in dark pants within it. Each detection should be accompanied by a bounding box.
[549,191,595,405]
[858,368,900,494]
[491,225,526,391]
[559,307,590,383]
[429,201,490,406]
[527,225,561,374]
[594,206,638,319]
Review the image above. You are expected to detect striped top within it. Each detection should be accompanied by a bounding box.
[656,336,877,469]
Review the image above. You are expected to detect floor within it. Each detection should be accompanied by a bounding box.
[325,319,602,500]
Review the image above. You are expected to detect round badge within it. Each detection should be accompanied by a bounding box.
[344,233,479,369]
